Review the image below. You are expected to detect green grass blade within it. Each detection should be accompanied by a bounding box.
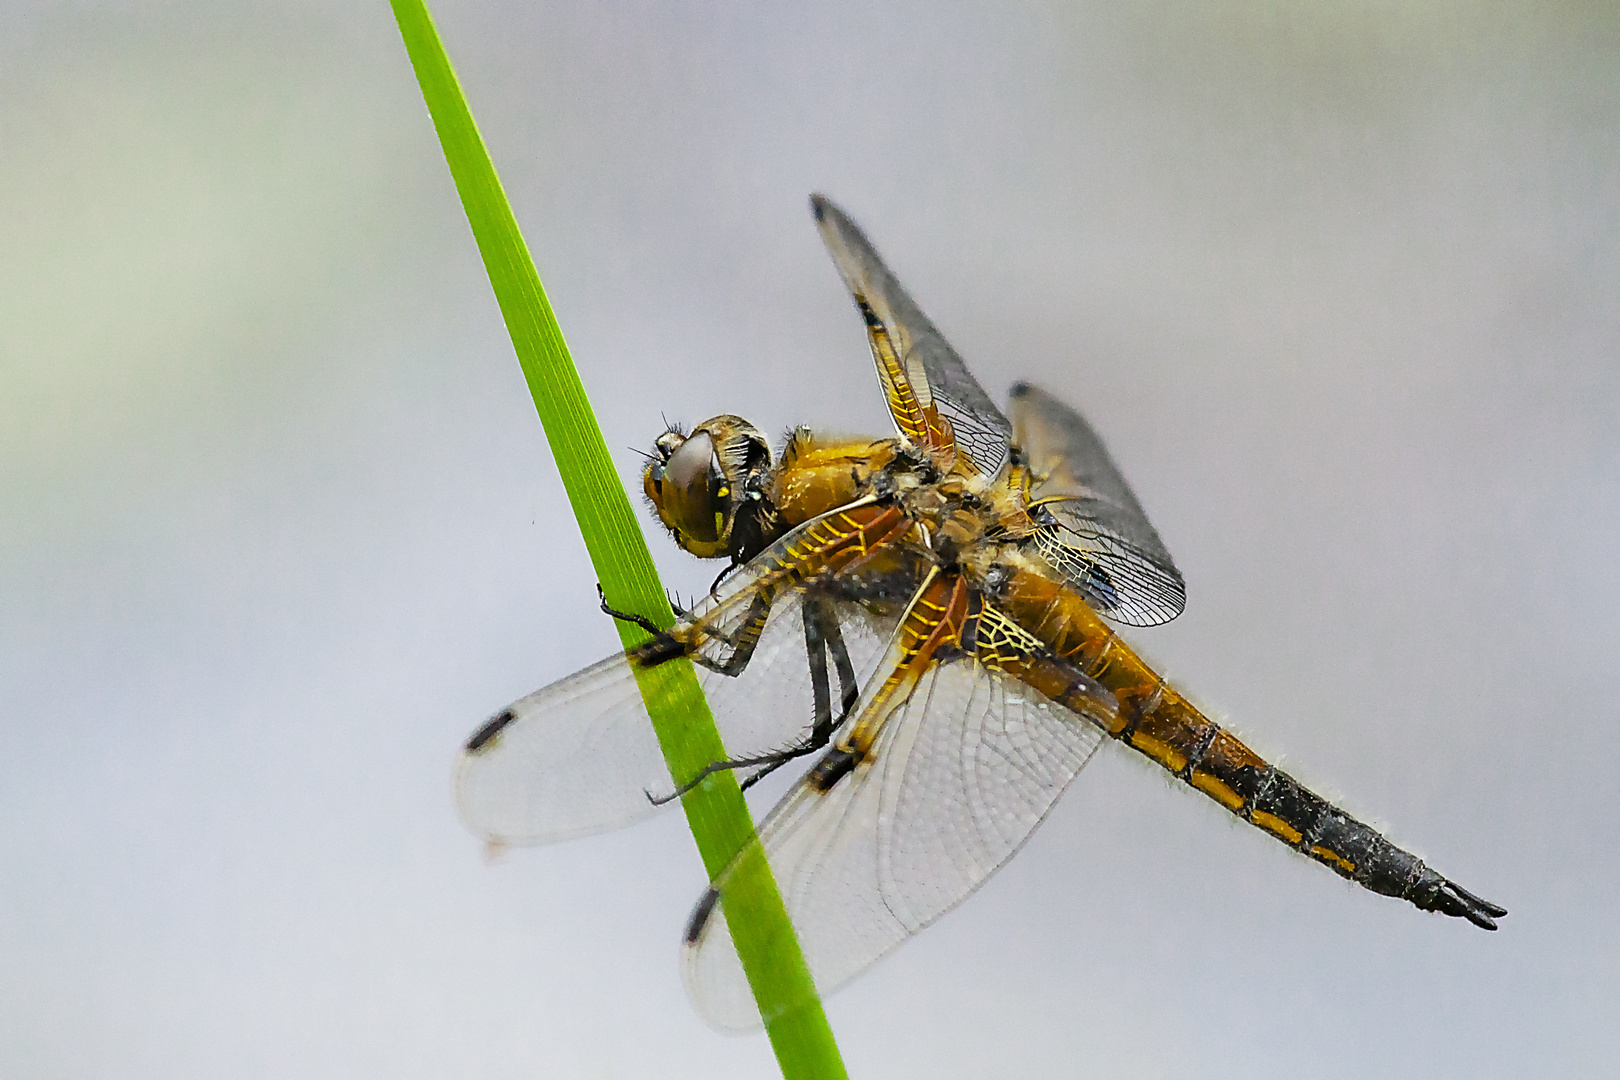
[388,3,847,1076]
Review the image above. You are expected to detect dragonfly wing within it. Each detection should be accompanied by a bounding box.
[681,653,1109,1031]
[812,195,1013,477]
[456,570,897,847]
[456,649,675,845]
[1010,381,1186,626]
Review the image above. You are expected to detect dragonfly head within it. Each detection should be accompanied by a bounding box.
[643,415,772,560]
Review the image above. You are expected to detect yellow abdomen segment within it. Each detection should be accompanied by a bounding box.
[999,564,1381,883]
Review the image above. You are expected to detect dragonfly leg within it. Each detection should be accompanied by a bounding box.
[597,582,694,627]
[818,594,862,720]
[695,591,776,676]
[645,733,838,805]
[737,740,823,792]
[729,593,864,793]
[737,593,861,790]
[626,590,776,677]
[646,590,860,804]
[597,583,665,635]
[708,560,744,598]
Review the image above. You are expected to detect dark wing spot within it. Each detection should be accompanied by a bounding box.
[1083,561,1117,603]
[857,296,885,331]
[807,747,859,792]
[632,634,688,667]
[465,709,516,753]
[685,887,721,944]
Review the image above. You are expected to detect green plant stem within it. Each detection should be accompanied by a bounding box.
[388,3,846,1076]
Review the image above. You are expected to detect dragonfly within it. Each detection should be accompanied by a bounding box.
[456,195,1505,1031]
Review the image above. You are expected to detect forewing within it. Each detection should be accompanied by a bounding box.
[681,655,1110,1031]
[455,581,894,847]
[812,195,1013,477]
[1011,381,1186,626]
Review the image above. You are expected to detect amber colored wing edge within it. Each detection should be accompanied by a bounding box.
[455,511,900,847]
[680,595,1115,1031]
[811,195,1013,478]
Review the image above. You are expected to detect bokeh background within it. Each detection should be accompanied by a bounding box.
[3,2,1616,1076]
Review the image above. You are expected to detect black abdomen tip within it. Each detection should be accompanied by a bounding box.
[1446,881,1508,930]
[1413,873,1507,930]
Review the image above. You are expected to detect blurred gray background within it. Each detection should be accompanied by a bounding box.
[3,2,1615,1077]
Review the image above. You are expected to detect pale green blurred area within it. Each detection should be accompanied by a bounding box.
[2,2,1617,1078]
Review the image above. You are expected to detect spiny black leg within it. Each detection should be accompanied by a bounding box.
[704,590,775,677]
[709,560,744,598]
[819,599,861,723]
[804,594,835,743]
[803,592,860,745]
[738,727,843,792]
[738,753,797,792]
[646,591,849,805]
[723,595,842,792]
[597,583,663,635]
[646,741,830,805]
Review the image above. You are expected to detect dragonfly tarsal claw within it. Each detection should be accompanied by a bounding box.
[708,561,744,598]
[597,583,665,635]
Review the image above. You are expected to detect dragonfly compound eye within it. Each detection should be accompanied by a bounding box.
[643,415,773,561]
[645,429,730,557]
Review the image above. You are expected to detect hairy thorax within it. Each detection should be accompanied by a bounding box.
[769,429,1048,591]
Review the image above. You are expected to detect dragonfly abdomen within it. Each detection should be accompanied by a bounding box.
[996,562,1505,929]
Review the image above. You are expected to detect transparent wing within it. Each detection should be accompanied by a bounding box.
[455,561,898,848]
[681,654,1110,1031]
[1010,381,1186,627]
[812,194,1013,477]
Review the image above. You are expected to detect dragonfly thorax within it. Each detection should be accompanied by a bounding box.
[889,464,1032,579]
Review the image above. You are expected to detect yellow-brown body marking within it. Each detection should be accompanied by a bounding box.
[687,430,1480,908]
